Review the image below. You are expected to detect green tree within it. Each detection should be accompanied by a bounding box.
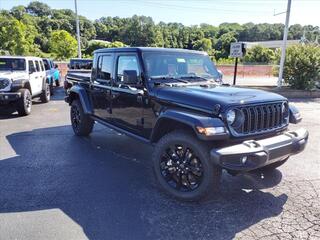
[26,1,51,17]
[0,16,38,55]
[193,38,212,52]
[49,30,77,60]
[214,32,237,59]
[83,40,125,55]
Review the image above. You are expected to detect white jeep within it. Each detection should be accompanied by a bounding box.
[0,56,50,116]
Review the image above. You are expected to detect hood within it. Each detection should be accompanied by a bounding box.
[156,85,287,113]
[0,71,28,81]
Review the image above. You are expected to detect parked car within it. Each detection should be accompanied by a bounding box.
[42,58,60,90]
[65,47,308,201]
[64,58,92,94]
[0,56,50,115]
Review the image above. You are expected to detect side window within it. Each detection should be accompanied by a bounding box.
[43,60,50,70]
[35,60,40,72]
[28,60,36,73]
[40,61,45,71]
[116,55,139,84]
[96,55,113,82]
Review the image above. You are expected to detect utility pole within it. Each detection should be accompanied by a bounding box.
[277,0,292,88]
[74,0,81,58]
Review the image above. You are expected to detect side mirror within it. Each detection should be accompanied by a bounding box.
[29,68,35,74]
[217,70,223,81]
[123,70,138,84]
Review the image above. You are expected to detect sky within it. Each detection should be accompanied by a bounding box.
[0,0,319,26]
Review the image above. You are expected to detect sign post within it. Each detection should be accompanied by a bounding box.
[230,42,245,85]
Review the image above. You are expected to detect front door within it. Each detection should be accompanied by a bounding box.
[90,54,113,122]
[111,54,144,134]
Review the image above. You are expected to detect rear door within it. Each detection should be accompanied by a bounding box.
[90,53,114,122]
[34,60,43,94]
[28,60,40,95]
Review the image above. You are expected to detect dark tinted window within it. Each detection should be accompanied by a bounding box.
[35,61,40,72]
[97,55,112,81]
[69,59,92,69]
[43,59,50,70]
[40,61,45,71]
[0,58,26,71]
[28,60,36,72]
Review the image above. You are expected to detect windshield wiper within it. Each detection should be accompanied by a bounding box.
[150,76,189,84]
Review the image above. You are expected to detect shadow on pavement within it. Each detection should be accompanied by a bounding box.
[0,87,66,118]
[0,125,287,240]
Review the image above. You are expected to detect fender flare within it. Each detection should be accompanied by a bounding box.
[68,85,93,115]
[150,109,228,141]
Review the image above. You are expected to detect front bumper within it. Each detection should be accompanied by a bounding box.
[0,92,21,104]
[210,128,308,171]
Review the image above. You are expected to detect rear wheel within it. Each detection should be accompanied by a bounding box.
[16,88,32,116]
[153,130,221,201]
[70,99,94,136]
[40,83,50,103]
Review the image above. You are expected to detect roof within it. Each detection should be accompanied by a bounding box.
[94,47,207,55]
[0,55,43,60]
[70,58,93,61]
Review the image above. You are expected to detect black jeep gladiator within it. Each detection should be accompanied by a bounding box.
[65,47,308,201]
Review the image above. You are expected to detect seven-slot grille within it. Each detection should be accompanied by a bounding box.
[230,102,288,136]
[0,78,10,90]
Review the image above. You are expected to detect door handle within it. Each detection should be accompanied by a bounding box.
[137,95,143,103]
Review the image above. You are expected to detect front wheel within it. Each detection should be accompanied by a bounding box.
[153,130,222,201]
[16,88,32,116]
[70,99,94,136]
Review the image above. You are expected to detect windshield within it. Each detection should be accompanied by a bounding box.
[0,58,26,71]
[143,52,220,82]
[69,59,93,70]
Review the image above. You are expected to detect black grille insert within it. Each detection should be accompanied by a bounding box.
[0,79,10,90]
[229,102,288,136]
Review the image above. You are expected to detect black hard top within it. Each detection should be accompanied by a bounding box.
[94,47,207,55]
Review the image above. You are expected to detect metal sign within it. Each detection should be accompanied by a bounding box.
[230,42,243,58]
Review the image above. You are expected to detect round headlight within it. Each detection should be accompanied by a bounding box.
[226,109,236,125]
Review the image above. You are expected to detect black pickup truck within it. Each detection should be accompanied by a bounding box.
[65,47,308,201]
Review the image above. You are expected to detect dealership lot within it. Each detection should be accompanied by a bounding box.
[0,88,319,240]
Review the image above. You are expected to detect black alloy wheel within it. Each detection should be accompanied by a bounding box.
[160,144,204,192]
[153,130,221,201]
[70,100,94,136]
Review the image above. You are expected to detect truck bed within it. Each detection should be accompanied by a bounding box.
[66,70,91,82]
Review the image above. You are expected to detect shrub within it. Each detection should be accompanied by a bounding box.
[243,45,275,64]
[278,44,320,90]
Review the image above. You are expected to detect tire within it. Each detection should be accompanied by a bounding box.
[259,158,288,172]
[40,83,50,103]
[55,79,60,87]
[16,88,32,116]
[153,130,222,201]
[70,99,94,136]
[49,82,54,96]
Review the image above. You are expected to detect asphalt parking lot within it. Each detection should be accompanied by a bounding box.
[0,87,320,240]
